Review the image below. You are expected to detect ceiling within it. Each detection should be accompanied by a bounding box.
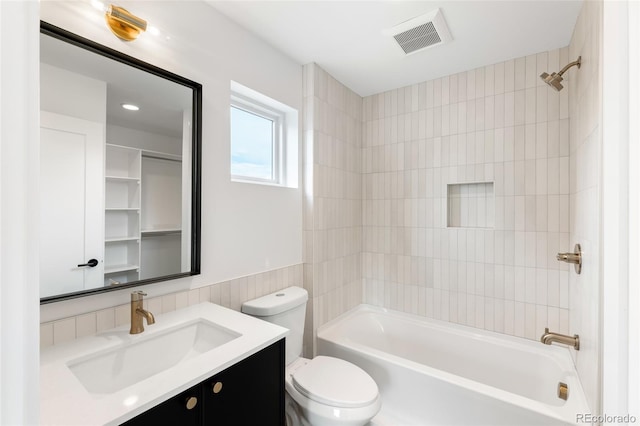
[41,32,191,138]
[207,1,583,97]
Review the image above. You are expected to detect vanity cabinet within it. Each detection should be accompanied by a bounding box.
[120,383,202,425]
[202,337,284,424]
[121,339,285,426]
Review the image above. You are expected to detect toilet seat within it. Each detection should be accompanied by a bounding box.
[291,356,379,408]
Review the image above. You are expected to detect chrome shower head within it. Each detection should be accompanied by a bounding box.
[540,56,581,91]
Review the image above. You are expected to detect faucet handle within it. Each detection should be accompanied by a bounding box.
[131,290,147,301]
[556,244,582,274]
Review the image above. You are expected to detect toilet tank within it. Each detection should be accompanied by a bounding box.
[241,286,308,366]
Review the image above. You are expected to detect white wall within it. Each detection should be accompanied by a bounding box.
[107,124,180,155]
[601,0,640,418]
[40,1,303,321]
[40,63,106,123]
[0,1,40,424]
[626,1,640,416]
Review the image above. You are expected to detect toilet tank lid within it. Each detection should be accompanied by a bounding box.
[241,286,308,316]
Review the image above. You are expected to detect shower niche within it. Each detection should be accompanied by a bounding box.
[446,182,494,229]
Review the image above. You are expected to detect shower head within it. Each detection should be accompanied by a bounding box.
[540,56,581,91]
[540,71,564,91]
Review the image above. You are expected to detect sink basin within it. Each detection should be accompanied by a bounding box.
[68,319,241,394]
[41,302,288,425]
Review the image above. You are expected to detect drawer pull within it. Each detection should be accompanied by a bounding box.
[212,382,223,394]
[185,396,198,410]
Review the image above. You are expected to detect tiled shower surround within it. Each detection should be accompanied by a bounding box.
[362,47,573,340]
[568,0,602,411]
[302,64,364,355]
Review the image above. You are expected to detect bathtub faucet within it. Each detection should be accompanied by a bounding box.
[540,328,580,350]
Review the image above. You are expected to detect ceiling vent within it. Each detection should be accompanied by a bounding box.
[385,9,452,55]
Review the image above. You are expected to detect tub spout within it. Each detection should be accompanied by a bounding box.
[540,328,579,350]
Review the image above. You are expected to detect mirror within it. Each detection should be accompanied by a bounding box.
[39,22,201,303]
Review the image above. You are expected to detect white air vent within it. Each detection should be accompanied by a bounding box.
[385,8,452,55]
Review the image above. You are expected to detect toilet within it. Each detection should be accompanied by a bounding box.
[241,286,381,426]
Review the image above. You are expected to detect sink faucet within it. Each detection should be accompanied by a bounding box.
[540,327,580,350]
[130,291,155,334]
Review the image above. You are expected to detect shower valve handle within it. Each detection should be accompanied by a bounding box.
[556,244,582,274]
[556,253,580,263]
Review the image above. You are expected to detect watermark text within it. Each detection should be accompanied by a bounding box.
[577,413,637,424]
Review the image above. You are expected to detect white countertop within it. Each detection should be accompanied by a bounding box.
[40,302,288,425]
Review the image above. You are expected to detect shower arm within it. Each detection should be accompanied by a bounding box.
[557,56,581,77]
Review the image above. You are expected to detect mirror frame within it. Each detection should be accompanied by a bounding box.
[40,21,202,304]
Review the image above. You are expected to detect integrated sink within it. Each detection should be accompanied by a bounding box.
[68,319,241,394]
[41,302,289,425]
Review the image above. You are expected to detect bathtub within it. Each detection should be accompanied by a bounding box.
[317,305,589,425]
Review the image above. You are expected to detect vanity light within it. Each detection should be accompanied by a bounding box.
[121,103,140,111]
[104,4,147,41]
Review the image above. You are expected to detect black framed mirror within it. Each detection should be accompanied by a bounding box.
[39,21,201,303]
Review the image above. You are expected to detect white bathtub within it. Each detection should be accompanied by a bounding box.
[317,305,589,425]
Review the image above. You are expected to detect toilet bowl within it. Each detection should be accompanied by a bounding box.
[241,287,381,426]
[284,357,381,426]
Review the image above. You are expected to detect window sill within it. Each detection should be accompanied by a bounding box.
[231,177,293,188]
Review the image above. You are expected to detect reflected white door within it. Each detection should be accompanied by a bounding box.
[40,111,104,298]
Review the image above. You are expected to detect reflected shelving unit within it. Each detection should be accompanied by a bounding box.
[104,144,183,285]
[104,144,141,285]
[140,150,182,280]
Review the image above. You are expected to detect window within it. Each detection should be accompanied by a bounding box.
[230,82,298,188]
[230,100,282,183]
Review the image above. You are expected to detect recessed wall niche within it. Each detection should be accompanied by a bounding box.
[447,182,495,229]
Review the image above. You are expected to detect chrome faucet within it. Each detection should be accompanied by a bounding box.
[130,291,155,334]
[540,327,580,350]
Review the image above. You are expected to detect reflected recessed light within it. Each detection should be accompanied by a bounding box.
[121,103,140,111]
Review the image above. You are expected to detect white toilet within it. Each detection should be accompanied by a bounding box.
[242,286,381,426]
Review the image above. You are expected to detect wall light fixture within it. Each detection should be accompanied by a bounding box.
[104,4,147,41]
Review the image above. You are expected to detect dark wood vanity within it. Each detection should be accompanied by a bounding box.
[121,339,285,426]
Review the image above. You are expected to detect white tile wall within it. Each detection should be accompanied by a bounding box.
[40,264,303,348]
[303,63,363,356]
[362,47,572,342]
[568,0,602,413]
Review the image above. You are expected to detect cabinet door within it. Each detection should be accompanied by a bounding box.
[121,384,201,426]
[202,339,285,426]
